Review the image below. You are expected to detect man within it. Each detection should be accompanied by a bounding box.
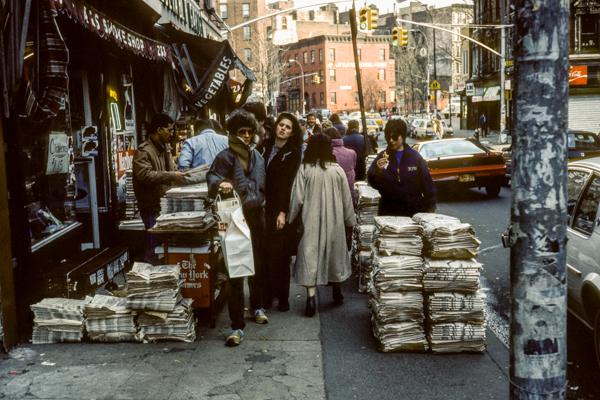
[177,118,228,170]
[133,113,187,262]
[433,114,444,140]
[207,109,268,347]
[242,101,271,152]
[343,119,367,181]
[367,119,436,217]
[305,112,321,139]
[479,113,487,138]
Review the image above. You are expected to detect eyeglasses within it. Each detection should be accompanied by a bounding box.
[237,128,255,136]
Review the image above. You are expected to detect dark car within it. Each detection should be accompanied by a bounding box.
[413,138,507,197]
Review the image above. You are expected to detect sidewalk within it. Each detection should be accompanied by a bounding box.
[0,278,509,400]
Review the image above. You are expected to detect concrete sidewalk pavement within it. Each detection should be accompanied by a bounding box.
[0,278,509,400]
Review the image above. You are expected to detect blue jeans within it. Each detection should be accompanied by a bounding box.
[140,212,159,264]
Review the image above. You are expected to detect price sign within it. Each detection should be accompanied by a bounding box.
[46,132,70,175]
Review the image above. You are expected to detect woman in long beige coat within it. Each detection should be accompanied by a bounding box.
[287,134,357,317]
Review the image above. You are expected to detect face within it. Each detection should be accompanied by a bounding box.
[157,123,174,143]
[307,115,316,126]
[236,126,255,145]
[386,133,404,151]
[276,118,294,141]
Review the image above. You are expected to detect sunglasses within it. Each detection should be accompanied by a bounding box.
[237,128,255,136]
[386,133,402,141]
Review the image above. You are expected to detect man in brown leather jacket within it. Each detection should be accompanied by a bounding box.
[133,113,186,262]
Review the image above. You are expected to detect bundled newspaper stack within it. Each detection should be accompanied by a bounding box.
[369,217,428,352]
[365,154,378,176]
[30,298,87,344]
[85,295,139,342]
[125,170,138,219]
[160,183,208,214]
[137,298,196,343]
[355,183,381,225]
[414,213,486,353]
[126,263,183,312]
[154,211,208,230]
[353,224,376,293]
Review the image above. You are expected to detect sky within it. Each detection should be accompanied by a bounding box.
[287,0,473,14]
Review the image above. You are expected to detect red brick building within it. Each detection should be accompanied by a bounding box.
[280,35,396,114]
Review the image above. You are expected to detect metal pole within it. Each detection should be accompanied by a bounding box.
[433,24,437,114]
[508,0,569,398]
[499,26,507,142]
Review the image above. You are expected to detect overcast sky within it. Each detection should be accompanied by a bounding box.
[288,0,473,14]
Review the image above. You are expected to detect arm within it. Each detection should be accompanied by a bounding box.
[177,140,194,171]
[133,150,180,186]
[206,152,232,198]
[366,153,385,191]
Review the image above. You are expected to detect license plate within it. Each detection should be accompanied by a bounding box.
[459,174,475,183]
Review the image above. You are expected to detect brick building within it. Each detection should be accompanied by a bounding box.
[280,35,396,114]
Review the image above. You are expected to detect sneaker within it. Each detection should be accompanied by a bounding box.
[225,329,244,347]
[254,308,269,324]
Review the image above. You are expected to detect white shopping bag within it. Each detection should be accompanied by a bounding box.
[222,207,255,278]
[215,191,241,230]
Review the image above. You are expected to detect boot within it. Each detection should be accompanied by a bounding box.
[305,296,316,317]
[332,284,344,306]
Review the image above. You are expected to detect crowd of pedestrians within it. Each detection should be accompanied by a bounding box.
[133,103,436,347]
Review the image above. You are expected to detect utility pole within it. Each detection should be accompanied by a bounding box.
[499,26,507,142]
[349,1,372,154]
[508,0,569,398]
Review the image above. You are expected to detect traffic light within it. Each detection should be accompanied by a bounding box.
[399,28,409,47]
[391,27,400,47]
[369,8,378,30]
[312,75,320,84]
[359,7,369,30]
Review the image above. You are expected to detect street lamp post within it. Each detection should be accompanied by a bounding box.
[288,59,305,116]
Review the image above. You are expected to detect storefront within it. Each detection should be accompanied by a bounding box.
[568,63,600,132]
[0,0,254,346]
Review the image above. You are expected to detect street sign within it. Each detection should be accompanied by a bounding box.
[430,80,440,90]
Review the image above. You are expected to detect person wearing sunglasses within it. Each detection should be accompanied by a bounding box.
[133,113,188,263]
[207,109,268,347]
[367,119,436,217]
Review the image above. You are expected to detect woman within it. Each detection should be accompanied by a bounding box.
[262,112,303,311]
[367,119,436,217]
[288,134,357,317]
[207,109,267,347]
[329,113,347,137]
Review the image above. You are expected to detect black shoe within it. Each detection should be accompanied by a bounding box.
[332,285,344,306]
[277,299,290,312]
[305,296,316,317]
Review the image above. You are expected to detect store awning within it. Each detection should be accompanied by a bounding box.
[165,29,255,113]
[482,86,501,102]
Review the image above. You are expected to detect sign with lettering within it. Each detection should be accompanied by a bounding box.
[51,0,171,62]
[569,65,588,86]
[46,132,70,175]
[158,0,203,36]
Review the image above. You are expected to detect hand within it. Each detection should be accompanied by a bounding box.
[219,181,233,194]
[376,157,388,170]
[276,212,286,230]
[174,171,188,184]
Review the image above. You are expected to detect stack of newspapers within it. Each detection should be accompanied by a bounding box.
[85,294,138,342]
[154,211,208,230]
[414,213,486,353]
[126,263,183,312]
[353,224,376,293]
[30,298,87,344]
[137,298,196,343]
[369,217,428,352]
[160,183,208,214]
[355,183,381,225]
[125,170,138,219]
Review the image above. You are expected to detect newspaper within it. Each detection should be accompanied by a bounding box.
[30,298,87,344]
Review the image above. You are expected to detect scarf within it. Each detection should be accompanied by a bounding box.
[229,134,251,173]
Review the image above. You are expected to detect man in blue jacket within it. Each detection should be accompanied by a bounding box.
[367,119,436,217]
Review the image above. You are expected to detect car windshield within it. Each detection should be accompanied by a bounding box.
[419,140,486,159]
[568,131,600,149]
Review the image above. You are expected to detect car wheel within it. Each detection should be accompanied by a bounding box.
[594,310,600,369]
[485,183,501,198]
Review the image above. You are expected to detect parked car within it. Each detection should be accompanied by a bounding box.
[440,120,454,137]
[566,156,600,367]
[365,118,380,135]
[365,112,384,129]
[412,118,435,139]
[412,138,507,197]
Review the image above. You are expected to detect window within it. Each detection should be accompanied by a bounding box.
[331,92,337,104]
[242,3,250,18]
[319,49,323,62]
[318,70,323,82]
[310,50,315,63]
[568,169,591,221]
[320,92,324,105]
[294,53,298,62]
[378,69,385,80]
[243,26,251,41]
[282,16,288,30]
[244,48,252,62]
[329,69,336,82]
[303,51,308,64]
[311,93,316,107]
[380,90,386,104]
[379,48,385,61]
[573,175,600,235]
[219,4,228,19]
[329,48,335,62]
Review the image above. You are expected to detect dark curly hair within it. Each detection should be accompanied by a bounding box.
[384,119,408,141]
[226,109,259,136]
[303,133,336,169]
[149,113,174,135]
[329,113,342,124]
[275,112,303,148]
[242,101,267,123]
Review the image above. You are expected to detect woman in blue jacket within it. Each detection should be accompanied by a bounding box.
[367,119,436,217]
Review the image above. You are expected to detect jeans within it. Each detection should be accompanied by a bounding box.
[140,211,159,264]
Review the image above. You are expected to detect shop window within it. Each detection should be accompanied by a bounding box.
[379,48,385,61]
[329,69,336,82]
[310,50,315,63]
[244,48,252,62]
[242,3,250,18]
[220,4,228,19]
[303,51,308,64]
[319,49,323,62]
[331,92,337,104]
[580,14,599,53]
[329,48,335,62]
[243,26,251,41]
